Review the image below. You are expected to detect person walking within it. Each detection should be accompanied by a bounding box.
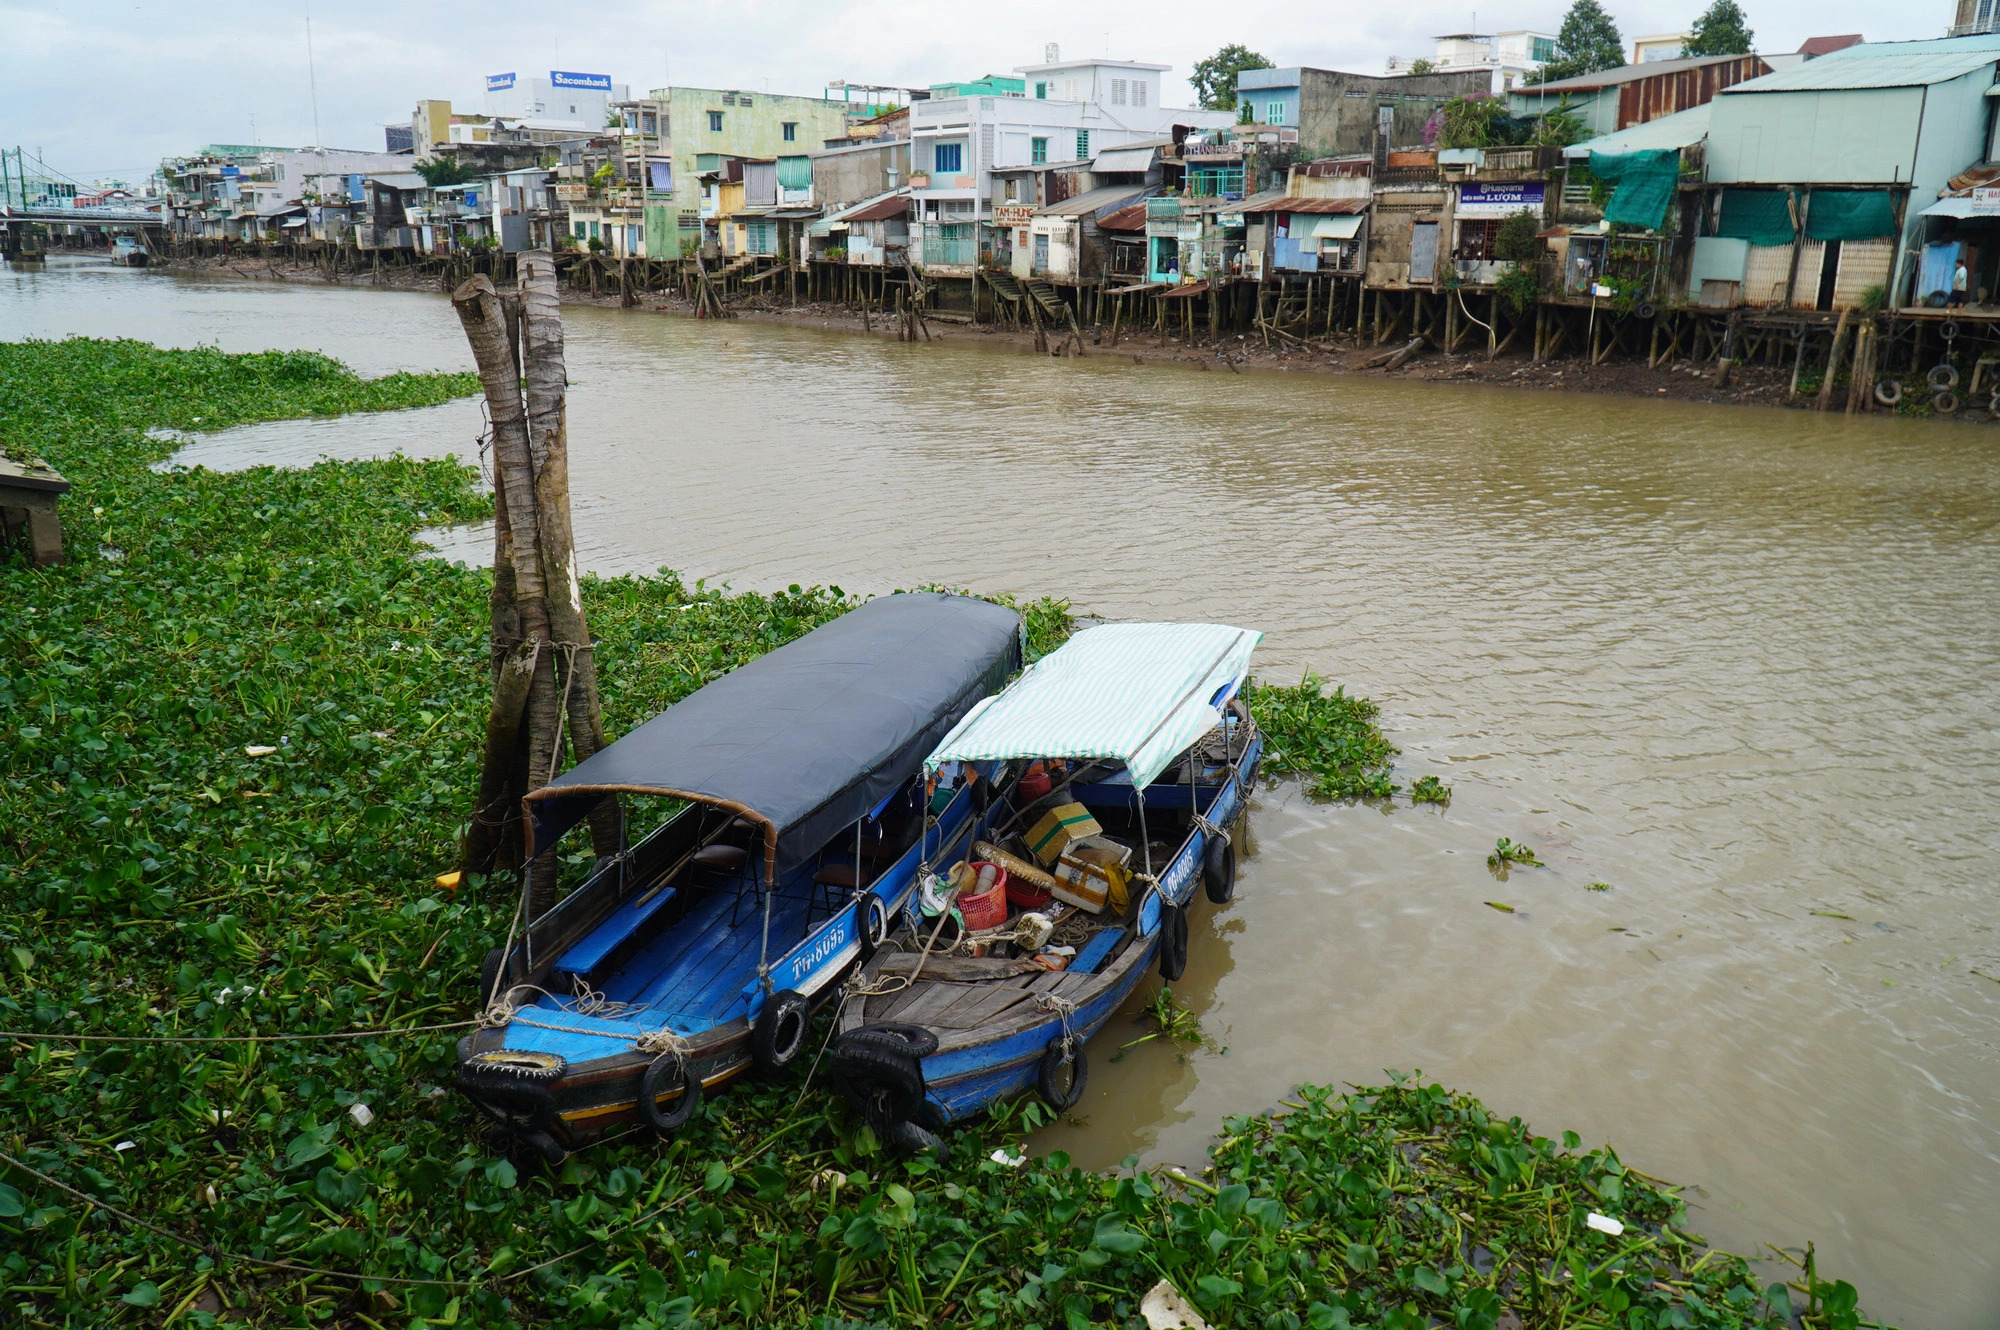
[1948,258,1969,309]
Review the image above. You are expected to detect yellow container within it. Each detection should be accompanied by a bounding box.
[1051,835,1131,915]
[1027,802,1102,867]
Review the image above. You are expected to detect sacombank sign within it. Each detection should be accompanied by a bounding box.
[550,71,613,91]
[485,72,516,91]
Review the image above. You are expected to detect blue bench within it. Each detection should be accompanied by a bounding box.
[554,886,677,977]
[1070,926,1125,976]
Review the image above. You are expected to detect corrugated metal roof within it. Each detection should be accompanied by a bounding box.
[1092,146,1159,173]
[843,194,910,222]
[1721,42,2000,92]
[1525,53,1767,93]
[1566,103,1711,158]
[1035,184,1148,217]
[1235,194,1368,215]
[1096,203,1149,232]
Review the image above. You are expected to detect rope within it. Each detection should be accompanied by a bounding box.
[1036,993,1080,1060]
[633,1026,691,1057]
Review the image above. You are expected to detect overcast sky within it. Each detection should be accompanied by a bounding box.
[2,0,1935,185]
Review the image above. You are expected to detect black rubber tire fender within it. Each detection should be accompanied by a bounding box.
[1941,319,1961,341]
[1203,835,1236,905]
[455,1057,562,1133]
[638,1054,702,1137]
[1874,379,1903,407]
[477,946,506,1008]
[841,1022,940,1059]
[1928,362,1960,391]
[1037,1035,1089,1113]
[520,1129,567,1169]
[1635,301,1657,321]
[830,1039,926,1131]
[1933,390,1961,416]
[1157,900,1189,982]
[856,894,893,964]
[751,988,810,1074]
[883,1118,945,1158]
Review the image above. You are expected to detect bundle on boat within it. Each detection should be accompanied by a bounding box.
[829,620,1265,1152]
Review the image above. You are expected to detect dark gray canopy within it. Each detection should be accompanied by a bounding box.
[525,593,1022,877]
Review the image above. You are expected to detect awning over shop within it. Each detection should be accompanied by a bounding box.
[925,622,1262,791]
[1092,147,1160,174]
[1921,197,1981,219]
[1296,214,1364,240]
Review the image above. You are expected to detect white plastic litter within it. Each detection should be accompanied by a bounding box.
[114,1141,136,1153]
[244,745,278,757]
[1586,1211,1625,1236]
[988,1148,1027,1168]
[348,1103,374,1127]
[1141,1279,1213,1330]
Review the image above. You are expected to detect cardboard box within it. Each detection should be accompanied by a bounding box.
[1027,802,1102,866]
[1052,835,1131,915]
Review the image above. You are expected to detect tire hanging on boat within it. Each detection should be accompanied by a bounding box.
[1157,900,1189,981]
[1203,835,1236,905]
[638,1053,702,1137]
[1037,1035,1088,1112]
[751,989,811,1074]
[840,1022,940,1058]
[477,946,506,1008]
[830,1035,927,1132]
[856,894,893,964]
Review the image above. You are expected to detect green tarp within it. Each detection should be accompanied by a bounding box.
[1805,190,1896,242]
[1589,149,1679,232]
[777,155,813,190]
[1717,190,1796,247]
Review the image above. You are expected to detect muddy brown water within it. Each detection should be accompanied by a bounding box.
[9,254,2000,1327]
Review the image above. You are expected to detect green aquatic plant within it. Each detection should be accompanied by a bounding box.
[1488,837,1543,868]
[1410,774,1451,804]
[0,339,1876,1328]
[1122,985,1205,1053]
[1244,673,1401,801]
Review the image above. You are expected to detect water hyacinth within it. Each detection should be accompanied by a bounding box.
[0,339,1871,1328]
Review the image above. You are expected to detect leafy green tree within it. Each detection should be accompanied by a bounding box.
[1191,44,1275,112]
[1408,58,1437,75]
[1684,0,1754,56]
[1532,0,1627,82]
[1435,95,1507,149]
[414,155,472,187]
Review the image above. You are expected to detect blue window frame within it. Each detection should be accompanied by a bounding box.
[708,111,723,131]
[1030,137,1048,164]
[1075,130,1089,159]
[934,142,963,174]
[782,121,797,142]
[1266,101,1285,125]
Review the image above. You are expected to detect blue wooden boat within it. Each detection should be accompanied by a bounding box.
[831,621,1263,1148]
[454,592,1022,1162]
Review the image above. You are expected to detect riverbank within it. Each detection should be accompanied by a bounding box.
[1,337,1878,1327]
[159,250,1811,411]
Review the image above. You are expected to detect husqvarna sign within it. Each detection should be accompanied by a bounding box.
[486,72,516,91]
[550,71,613,91]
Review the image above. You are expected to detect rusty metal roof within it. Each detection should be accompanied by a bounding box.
[1096,203,1149,232]
[843,194,911,222]
[1234,194,1368,215]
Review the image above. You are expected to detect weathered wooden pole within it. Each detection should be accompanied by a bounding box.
[518,251,621,861]
[451,274,563,908]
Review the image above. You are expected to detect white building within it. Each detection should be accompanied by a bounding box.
[482,69,631,133]
[1632,32,1693,63]
[907,51,1231,271]
[1387,31,1557,94]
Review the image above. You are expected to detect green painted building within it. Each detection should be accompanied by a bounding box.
[641,86,859,254]
[928,74,1027,98]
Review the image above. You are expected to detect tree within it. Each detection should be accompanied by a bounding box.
[414,155,473,187]
[1191,44,1275,112]
[1409,58,1437,75]
[1684,0,1754,56]
[1531,0,1626,82]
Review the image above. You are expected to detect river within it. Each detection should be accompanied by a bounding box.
[8,254,1998,1327]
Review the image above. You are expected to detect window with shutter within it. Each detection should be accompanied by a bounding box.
[1111,79,1128,105]
[1075,130,1089,159]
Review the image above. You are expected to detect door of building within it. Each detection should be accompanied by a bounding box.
[1410,222,1439,284]
[1033,233,1049,273]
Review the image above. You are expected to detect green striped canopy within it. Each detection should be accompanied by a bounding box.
[926,622,1262,790]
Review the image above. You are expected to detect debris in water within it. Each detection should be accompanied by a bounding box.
[1586,1211,1625,1236]
[1489,838,1542,868]
[244,745,278,757]
[1141,1279,1213,1330]
[1485,901,1516,914]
